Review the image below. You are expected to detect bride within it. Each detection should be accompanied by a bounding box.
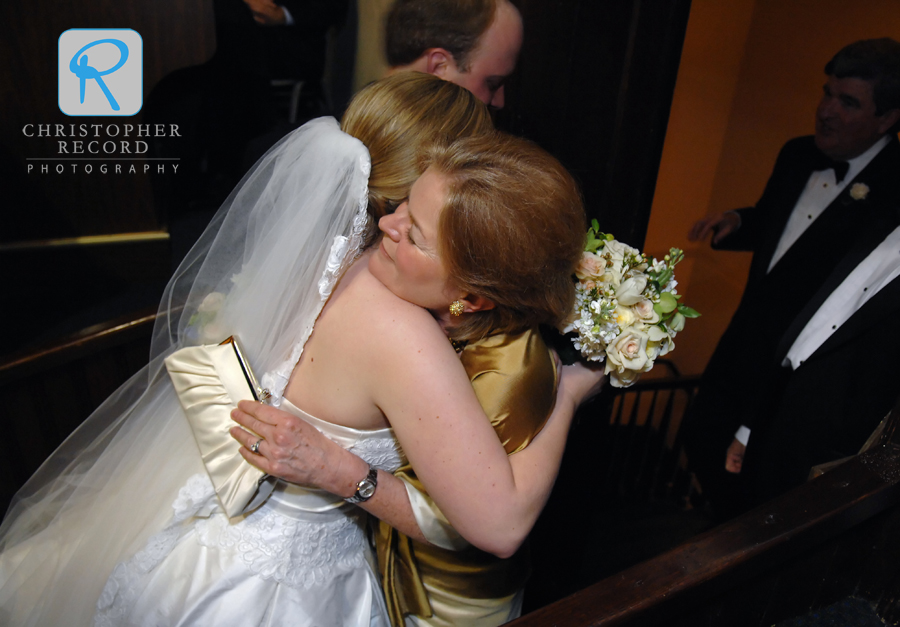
[0,74,598,626]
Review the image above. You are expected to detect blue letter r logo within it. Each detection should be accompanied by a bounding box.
[70,39,129,111]
[59,29,143,117]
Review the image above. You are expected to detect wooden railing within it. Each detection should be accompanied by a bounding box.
[513,399,900,626]
[6,313,898,626]
[0,309,158,512]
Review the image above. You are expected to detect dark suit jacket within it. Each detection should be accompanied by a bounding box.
[720,135,900,282]
[686,134,900,505]
[743,203,900,499]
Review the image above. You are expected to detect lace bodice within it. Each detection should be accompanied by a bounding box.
[257,398,404,518]
[94,400,404,624]
[197,401,403,589]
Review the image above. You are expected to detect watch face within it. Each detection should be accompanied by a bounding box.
[358,481,376,499]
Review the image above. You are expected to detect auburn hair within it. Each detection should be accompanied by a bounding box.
[424,133,587,341]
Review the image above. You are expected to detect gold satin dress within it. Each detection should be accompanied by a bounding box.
[375,328,558,626]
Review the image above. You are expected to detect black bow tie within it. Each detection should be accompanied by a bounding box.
[811,151,849,184]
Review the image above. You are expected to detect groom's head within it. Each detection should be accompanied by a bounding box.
[385,0,523,110]
[815,38,900,160]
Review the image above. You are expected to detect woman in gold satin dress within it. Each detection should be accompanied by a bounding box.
[0,73,601,627]
[374,328,560,626]
[232,77,598,626]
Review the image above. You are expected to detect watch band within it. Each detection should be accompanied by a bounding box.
[345,467,378,504]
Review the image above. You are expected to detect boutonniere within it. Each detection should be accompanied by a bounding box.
[849,182,870,201]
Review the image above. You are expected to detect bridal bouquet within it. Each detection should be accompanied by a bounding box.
[559,221,698,388]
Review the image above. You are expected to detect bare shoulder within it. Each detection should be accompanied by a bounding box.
[309,255,459,387]
[284,254,456,427]
[339,261,470,403]
[347,260,453,355]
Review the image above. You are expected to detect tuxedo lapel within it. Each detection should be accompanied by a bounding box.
[847,135,900,194]
[751,141,822,278]
[811,273,900,358]
[773,136,900,361]
[774,211,899,361]
[756,136,900,280]
[838,136,900,214]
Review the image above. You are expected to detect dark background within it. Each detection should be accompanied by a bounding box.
[0,0,690,358]
[0,0,692,611]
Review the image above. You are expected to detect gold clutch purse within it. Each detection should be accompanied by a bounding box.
[165,336,276,517]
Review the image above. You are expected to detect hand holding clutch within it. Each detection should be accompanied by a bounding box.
[165,337,276,517]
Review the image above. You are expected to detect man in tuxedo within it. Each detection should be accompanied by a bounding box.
[686,38,900,516]
[385,0,523,109]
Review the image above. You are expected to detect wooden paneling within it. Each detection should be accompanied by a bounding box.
[0,310,157,513]
[512,403,900,626]
[1,0,216,239]
[2,0,215,356]
[3,0,691,354]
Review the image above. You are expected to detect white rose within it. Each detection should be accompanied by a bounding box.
[616,274,648,305]
[632,297,659,323]
[614,304,636,328]
[605,327,651,374]
[604,239,639,260]
[599,271,620,286]
[198,292,225,313]
[576,252,606,280]
[601,240,631,276]
[608,367,642,388]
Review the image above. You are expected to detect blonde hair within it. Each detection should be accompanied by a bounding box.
[426,133,587,342]
[341,73,493,244]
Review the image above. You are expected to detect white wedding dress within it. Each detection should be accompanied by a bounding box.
[0,118,386,626]
[93,400,403,627]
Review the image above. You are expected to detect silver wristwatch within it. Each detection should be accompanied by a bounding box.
[345,467,378,504]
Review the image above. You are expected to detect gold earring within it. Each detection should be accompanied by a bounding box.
[449,300,465,317]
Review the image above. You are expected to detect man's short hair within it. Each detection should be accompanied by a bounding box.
[825,38,900,115]
[386,0,497,72]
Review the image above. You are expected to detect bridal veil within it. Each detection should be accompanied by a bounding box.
[0,118,372,626]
